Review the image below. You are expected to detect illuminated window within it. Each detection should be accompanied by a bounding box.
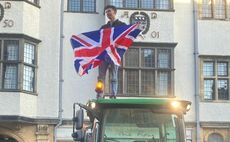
[23,43,36,92]
[215,0,225,19]
[201,0,212,18]
[200,0,230,19]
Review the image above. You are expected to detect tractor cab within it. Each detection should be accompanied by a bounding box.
[72,97,191,142]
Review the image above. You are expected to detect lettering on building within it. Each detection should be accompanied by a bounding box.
[151,31,160,38]
[0,2,14,28]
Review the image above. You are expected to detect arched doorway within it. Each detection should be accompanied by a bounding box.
[0,135,18,142]
[208,133,224,142]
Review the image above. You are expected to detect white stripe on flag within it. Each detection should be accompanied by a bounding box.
[105,46,121,66]
[77,34,99,46]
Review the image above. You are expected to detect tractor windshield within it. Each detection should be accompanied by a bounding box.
[101,108,184,142]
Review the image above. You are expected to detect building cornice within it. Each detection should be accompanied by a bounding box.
[132,42,178,48]
[0,115,58,124]
[199,55,230,58]
[200,121,230,127]
[0,33,41,43]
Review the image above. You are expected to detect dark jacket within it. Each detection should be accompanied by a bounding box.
[101,19,126,29]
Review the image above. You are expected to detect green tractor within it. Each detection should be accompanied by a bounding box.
[72,96,191,142]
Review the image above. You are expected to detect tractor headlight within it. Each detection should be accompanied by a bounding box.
[186,104,191,112]
[171,101,181,109]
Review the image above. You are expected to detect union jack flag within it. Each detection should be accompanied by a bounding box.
[70,24,141,76]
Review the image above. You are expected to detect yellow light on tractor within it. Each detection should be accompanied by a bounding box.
[95,81,104,93]
[171,101,181,109]
[170,100,191,113]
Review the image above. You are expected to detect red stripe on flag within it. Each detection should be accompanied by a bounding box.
[116,38,133,48]
[101,28,111,48]
[92,60,102,68]
[81,59,102,74]
[75,46,101,57]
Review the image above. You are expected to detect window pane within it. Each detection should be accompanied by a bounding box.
[141,49,154,67]
[155,0,171,9]
[125,48,139,67]
[4,40,19,61]
[203,61,214,76]
[125,70,139,95]
[125,0,138,8]
[202,0,212,18]
[218,79,228,100]
[141,0,154,9]
[217,62,228,76]
[204,79,215,100]
[3,64,17,89]
[141,70,155,95]
[83,0,95,12]
[214,0,225,19]
[158,49,170,68]
[24,43,35,64]
[68,0,80,12]
[23,66,35,92]
[104,109,179,142]
[208,133,224,142]
[108,0,123,8]
[158,72,170,96]
[228,2,230,19]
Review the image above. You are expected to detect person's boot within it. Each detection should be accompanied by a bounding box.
[109,95,116,99]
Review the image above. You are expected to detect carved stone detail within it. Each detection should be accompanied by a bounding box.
[36,125,49,142]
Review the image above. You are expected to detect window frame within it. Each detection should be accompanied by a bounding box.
[105,0,174,11]
[67,0,97,13]
[0,37,38,94]
[199,0,230,20]
[26,0,40,6]
[106,42,176,97]
[22,41,37,92]
[200,56,230,102]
